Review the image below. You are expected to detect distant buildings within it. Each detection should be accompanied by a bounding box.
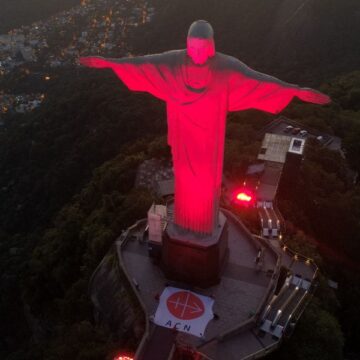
[0,93,44,116]
[0,0,156,118]
[0,0,155,71]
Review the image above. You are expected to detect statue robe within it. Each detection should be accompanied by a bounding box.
[108,50,299,233]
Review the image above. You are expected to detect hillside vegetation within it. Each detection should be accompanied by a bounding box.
[1,67,360,359]
[1,1,360,359]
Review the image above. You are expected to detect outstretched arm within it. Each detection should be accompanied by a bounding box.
[79,54,176,101]
[227,56,330,113]
[79,56,109,68]
[295,87,330,105]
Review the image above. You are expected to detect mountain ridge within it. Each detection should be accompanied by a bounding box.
[132,0,360,85]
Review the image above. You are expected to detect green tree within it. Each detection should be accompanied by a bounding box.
[269,300,344,360]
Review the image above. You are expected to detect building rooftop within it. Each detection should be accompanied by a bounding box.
[258,133,292,164]
[260,116,342,152]
[246,163,265,175]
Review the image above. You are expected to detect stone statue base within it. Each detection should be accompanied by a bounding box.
[162,211,228,288]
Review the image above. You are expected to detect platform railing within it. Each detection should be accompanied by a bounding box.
[115,219,151,360]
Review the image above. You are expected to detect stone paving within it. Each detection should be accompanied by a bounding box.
[119,213,278,350]
[200,330,269,360]
[117,208,319,359]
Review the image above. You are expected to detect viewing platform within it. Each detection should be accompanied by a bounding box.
[107,203,316,359]
[89,205,318,360]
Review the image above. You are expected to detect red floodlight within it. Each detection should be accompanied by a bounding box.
[236,192,252,202]
[233,188,255,206]
[114,356,134,360]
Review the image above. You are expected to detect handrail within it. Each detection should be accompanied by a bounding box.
[253,193,320,282]
[221,209,282,324]
[278,242,319,281]
[272,283,301,327]
[283,289,308,329]
[241,341,280,360]
[115,220,151,360]
[118,203,319,360]
[211,209,281,342]
[261,275,291,321]
[166,344,176,360]
[273,199,287,234]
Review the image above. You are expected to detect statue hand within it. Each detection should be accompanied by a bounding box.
[79,56,108,68]
[297,88,331,105]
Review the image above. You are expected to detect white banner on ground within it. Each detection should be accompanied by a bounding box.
[154,286,214,338]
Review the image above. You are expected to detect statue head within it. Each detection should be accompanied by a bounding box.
[187,20,215,65]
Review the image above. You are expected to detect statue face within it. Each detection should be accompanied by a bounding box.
[187,37,215,65]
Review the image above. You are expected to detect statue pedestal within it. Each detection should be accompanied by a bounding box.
[162,211,228,288]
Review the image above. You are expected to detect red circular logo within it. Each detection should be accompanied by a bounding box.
[166,291,205,320]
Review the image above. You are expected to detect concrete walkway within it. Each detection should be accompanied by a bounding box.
[118,212,280,359]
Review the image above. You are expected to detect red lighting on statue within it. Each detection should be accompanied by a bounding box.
[80,19,330,234]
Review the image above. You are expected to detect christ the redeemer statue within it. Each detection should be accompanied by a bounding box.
[80,20,330,235]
